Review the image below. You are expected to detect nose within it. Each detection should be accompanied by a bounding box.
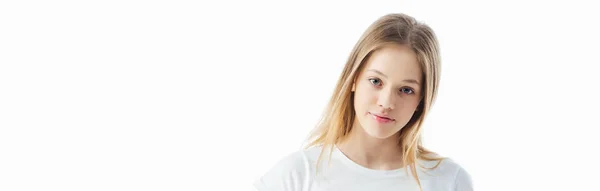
[377,88,395,111]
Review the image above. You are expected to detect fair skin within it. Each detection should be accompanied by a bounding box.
[337,44,422,171]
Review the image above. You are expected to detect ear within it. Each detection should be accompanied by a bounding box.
[351,81,356,92]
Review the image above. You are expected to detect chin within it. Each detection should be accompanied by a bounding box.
[355,115,402,140]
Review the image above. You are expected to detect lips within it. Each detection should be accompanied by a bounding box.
[369,112,395,123]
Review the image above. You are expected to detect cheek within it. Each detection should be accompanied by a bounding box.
[396,97,420,113]
[356,88,378,105]
[407,98,421,111]
[353,86,376,111]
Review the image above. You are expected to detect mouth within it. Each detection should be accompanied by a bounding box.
[369,112,395,123]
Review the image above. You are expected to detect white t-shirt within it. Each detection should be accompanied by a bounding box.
[254,145,473,191]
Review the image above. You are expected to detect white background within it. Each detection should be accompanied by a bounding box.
[1,0,599,190]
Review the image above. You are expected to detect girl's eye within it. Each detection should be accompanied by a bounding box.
[401,87,415,95]
[368,78,382,86]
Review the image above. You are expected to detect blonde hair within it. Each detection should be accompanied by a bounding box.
[304,13,445,190]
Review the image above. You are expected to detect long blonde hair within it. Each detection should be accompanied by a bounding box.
[304,13,445,190]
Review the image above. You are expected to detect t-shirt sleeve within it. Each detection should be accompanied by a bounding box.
[453,166,473,191]
[253,151,309,191]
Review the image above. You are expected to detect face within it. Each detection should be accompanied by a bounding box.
[351,44,423,140]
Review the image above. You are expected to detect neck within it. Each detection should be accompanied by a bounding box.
[336,119,405,170]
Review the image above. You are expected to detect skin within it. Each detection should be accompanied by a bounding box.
[338,44,423,170]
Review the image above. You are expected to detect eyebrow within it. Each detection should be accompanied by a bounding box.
[367,69,421,85]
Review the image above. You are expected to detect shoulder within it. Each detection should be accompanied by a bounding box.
[418,157,473,191]
[253,146,324,191]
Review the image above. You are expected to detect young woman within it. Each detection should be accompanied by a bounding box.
[254,13,473,191]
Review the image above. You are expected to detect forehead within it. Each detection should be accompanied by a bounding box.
[361,44,422,81]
